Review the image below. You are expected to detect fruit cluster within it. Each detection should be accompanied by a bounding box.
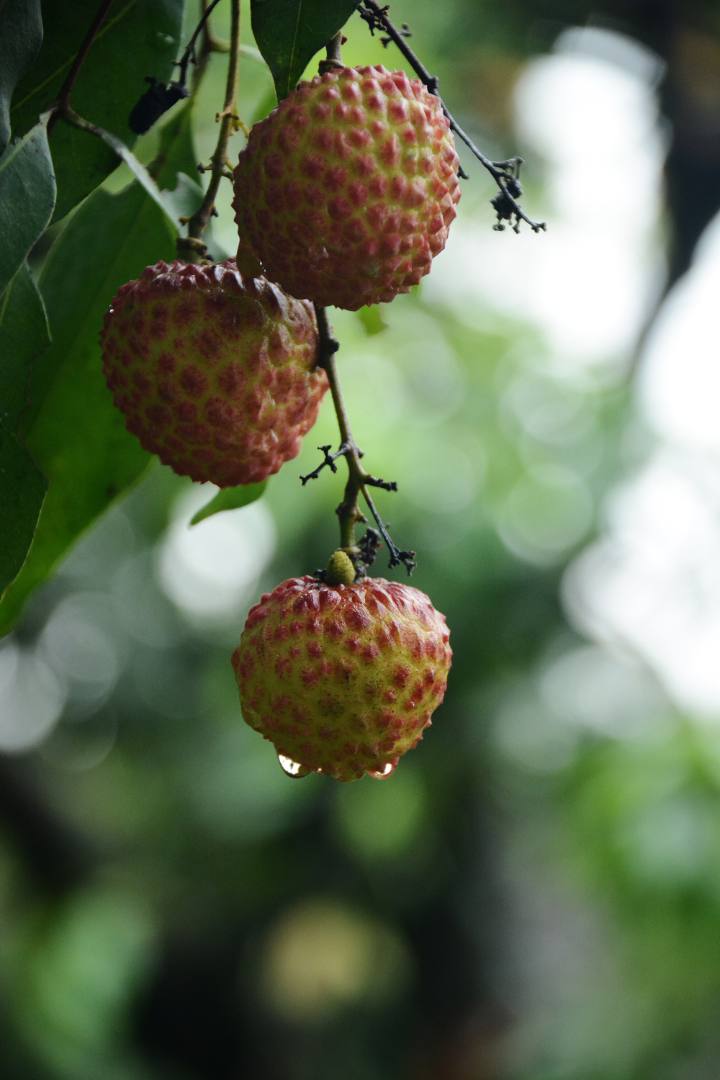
[102,60,458,781]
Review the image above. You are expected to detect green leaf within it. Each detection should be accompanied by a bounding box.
[151,102,198,190]
[0,180,176,635]
[0,263,51,594]
[0,0,43,153]
[163,172,202,221]
[190,482,267,525]
[0,423,47,595]
[150,102,203,221]
[0,262,51,434]
[0,119,56,297]
[11,0,185,220]
[83,119,182,228]
[251,0,359,100]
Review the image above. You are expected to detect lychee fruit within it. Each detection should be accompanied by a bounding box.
[231,571,452,781]
[101,260,327,486]
[232,65,461,311]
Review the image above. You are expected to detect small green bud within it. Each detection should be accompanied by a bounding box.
[325,549,356,586]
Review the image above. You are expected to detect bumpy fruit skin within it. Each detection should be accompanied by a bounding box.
[232,65,461,311]
[231,576,452,781]
[101,260,327,486]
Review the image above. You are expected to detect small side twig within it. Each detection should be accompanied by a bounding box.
[358,0,546,232]
[363,485,416,573]
[300,443,351,485]
[176,0,226,86]
[364,475,398,492]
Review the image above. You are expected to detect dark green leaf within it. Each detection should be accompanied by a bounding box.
[190,483,267,526]
[0,262,51,594]
[162,172,201,220]
[0,0,43,153]
[0,423,47,595]
[0,181,176,635]
[11,0,185,220]
[0,119,56,297]
[151,102,198,190]
[85,119,181,227]
[0,262,51,434]
[151,103,203,221]
[251,0,359,100]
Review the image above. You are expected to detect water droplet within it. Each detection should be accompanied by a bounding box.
[368,762,396,780]
[277,753,312,779]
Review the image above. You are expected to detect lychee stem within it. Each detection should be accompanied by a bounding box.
[318,30,345,75]
[183,0,242,254]
[307,36,415,575]
[314,305,416,575]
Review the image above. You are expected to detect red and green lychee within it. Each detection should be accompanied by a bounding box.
[232,570,452,781]
[233,64,461,311]
[101,259,327,487]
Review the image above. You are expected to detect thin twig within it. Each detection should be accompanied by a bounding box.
[358,0,546,232]
[190,0,231,92]
[177,0,226,86]
[300,443,351,485]
[362,485,415,571]
[48,0,115,132]
[183,0,241,250]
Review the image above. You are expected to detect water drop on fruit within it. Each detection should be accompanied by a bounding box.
[368,762,396,780]
[277,753,312,779]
